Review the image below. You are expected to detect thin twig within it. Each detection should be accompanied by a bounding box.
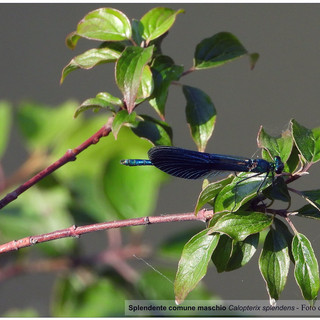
[181,66,195,77]
[0,209,212,255]
[0,117,114,210]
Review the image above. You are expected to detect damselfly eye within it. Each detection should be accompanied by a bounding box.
[274,156,284,174]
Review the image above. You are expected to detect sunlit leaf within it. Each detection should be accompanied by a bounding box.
[292,233,320,302]
[75,8,131,43]
[140,7,184,44]
[65,31,81,50]
[136,65,154,103]
[174,229,219,304]
[194,176,233,214]
[74,95,118,118]
[61,44,122,83]
[112,110,137,139]
[208,211,273,241]
[116,46,154,113]
[257,126,293,171]
[291,119,320,164]
[259,226,290,301]
[214,172,272,212]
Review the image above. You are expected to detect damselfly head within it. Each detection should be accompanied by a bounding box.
[274,156,284,174]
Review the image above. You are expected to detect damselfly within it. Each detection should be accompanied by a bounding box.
[121,146,284,206]
[122,145,283,177]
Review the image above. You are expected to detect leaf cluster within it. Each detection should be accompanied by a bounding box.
[177,119,320,304]
[61,7,257,151]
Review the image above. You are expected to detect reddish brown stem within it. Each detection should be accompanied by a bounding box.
[0,117,113,210]
[0,209,212,254]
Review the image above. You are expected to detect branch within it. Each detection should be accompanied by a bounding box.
[0,209,212,254]
[0,117,114,210]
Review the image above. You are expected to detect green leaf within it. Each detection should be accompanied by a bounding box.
[74,94,120,118]
[214,172,272,212]
[194,32,248,70]
[136,65,154,103]
[149,55,183,120]
[257,126,293,171]
[61,45,122,83]
[65,31,81,50]
[208,211,230,226]
[74,8,131,43]
[285,144,300,174]
[52,275,126,317]
[259,226,290,302]
[292,233,320,302]
[226,233,259,271]
[208,211,273,241]
[131,19,144,46]
[291,119,320,164]
[300,190,320,211]
[274,217,294,248]
[104,153,165,220]
[116,46,154,113]
[174,229,220,304]
[211,234,233,273]
[298,205,320,220]
[249,52,260,70]
[140,7,184,44]
[0,101,12,159]
[112,110,137,139]
[263,176,291,203]
[131,115,173,146]
[212,233,259,273]
[297,190,320,219]
[183,86,216,152]
[96,92,122,106]
[194,176,234,214]
[148,31,169,56]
